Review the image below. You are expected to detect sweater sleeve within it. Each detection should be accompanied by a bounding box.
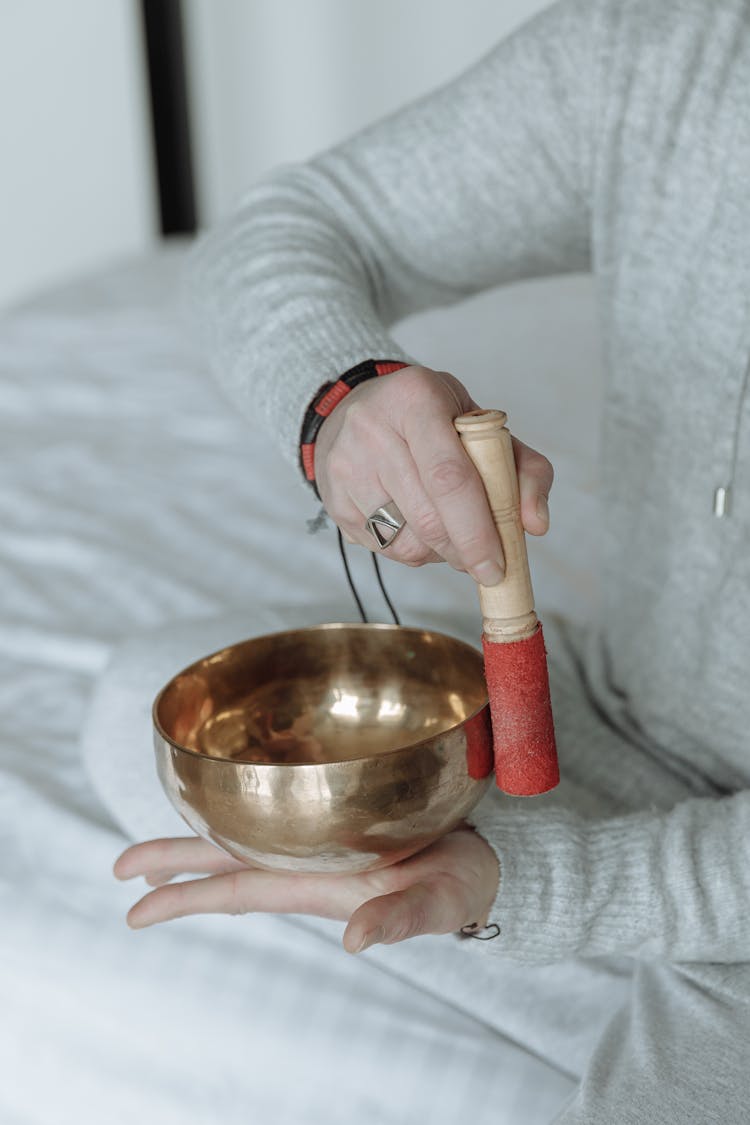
[189,0,599,467]
[464,789,750,964]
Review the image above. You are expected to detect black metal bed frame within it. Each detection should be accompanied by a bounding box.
[140,0,197,235]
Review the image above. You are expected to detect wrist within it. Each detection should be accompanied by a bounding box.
[299,359,409,496]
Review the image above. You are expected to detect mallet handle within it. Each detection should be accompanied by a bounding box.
[454,410,538,641]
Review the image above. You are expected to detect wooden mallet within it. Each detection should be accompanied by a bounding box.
[454,409,559,796]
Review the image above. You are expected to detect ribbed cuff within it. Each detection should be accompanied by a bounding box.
[460,796,662,963]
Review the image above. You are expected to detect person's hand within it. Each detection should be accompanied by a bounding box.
[315,365,553,584]
[113,824,500,953]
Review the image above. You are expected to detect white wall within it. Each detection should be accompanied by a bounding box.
[0,0,155,309]
[185,0,553,226]
[0,1,553,309]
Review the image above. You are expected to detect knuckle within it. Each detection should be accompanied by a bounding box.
[390,365,429,393]
[435,369,470,402]
[425,457,471,498]
[459,528,491,556]
[391,366,440,409]
[523,449,554,486]
[410,506,446,545]
[391,539,431,567]
[455,532,497,570]
[386,367,468,430]
[394,906,428,941]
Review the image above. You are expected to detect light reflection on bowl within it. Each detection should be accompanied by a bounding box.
[153,623,492,874]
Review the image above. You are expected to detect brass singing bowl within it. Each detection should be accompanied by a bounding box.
[153,623,493,874]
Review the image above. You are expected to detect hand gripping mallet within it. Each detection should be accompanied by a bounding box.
[454,409,559,796]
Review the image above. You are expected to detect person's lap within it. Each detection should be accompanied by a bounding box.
[82,608,747,1122]
[554,959,750,1124]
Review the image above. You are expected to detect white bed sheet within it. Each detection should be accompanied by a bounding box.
[0,246,604,1124]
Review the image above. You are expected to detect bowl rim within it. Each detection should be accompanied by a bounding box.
[152,621,489,767]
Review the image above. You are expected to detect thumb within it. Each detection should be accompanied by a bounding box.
[343,881,461,954]
[513,436,554,537]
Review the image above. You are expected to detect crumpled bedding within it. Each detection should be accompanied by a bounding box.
[0,246,603,1125]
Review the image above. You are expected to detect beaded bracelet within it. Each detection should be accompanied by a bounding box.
[299,358,409,497]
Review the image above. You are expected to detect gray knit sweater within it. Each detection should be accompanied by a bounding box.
[192,0,750,965]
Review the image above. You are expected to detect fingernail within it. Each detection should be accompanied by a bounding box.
[354,925,386,953]
[473,560,504,587]
[536,494,549,525]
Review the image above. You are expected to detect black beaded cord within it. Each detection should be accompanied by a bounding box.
[300,359,409,498]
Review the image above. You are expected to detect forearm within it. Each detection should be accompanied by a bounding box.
[188,170,417,466]
[188,0,598,467]
[466,789,750,964]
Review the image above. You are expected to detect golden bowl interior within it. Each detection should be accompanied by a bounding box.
[154,622,488,765]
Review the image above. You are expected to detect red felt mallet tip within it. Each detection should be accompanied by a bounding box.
[482,626,559,796]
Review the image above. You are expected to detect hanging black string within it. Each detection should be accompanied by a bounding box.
[372,553,401,626]
[336,528,401,626]
[337,529,368,622]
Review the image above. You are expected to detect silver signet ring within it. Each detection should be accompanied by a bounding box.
[365,501,406,549]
